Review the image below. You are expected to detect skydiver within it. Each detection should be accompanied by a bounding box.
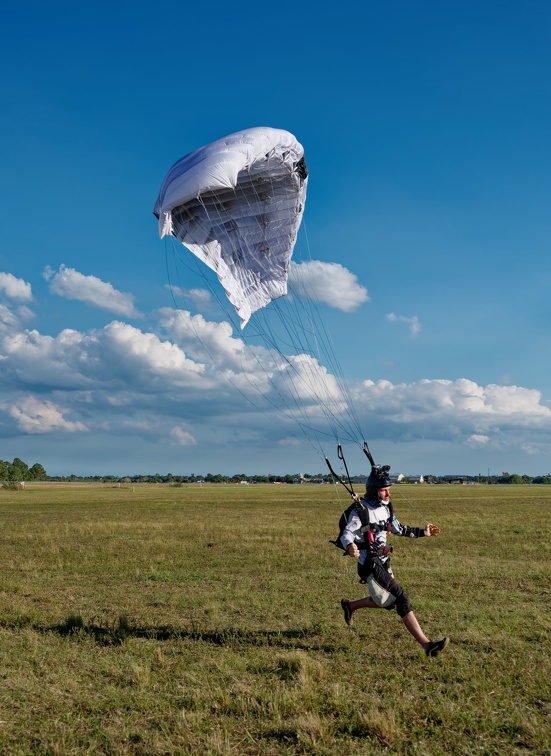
[339,464,449,657]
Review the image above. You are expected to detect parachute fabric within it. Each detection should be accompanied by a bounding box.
[153,127,308,328]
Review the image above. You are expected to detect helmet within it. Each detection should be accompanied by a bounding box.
[366,464,392,490]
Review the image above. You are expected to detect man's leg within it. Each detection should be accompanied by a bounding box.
[401,609,430,649]
[349,596,380,611]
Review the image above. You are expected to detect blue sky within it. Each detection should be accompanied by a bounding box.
[1,1,550,477]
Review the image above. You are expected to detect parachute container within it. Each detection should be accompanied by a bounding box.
[153,127,308,328]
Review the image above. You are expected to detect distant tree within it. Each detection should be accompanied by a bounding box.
[29,463,47,481]
[206,473,226,483]
[9,458,30,481]
[498,473,523,484]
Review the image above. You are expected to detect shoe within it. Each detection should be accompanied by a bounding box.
[425,637,449,657]
[341,598,354,626]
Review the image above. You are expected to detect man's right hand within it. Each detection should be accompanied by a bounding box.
[345,543,360,558]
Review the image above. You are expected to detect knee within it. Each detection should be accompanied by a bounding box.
[395,591,413,618]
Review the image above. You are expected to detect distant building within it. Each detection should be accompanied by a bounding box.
[390,474,425,484]
[350,473,425,485]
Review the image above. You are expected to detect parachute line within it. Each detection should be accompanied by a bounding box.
[164,241,331,463]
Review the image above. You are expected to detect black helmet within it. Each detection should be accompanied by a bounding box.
[366,464,392,490]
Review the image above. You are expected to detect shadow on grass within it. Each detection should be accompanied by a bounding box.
[1,615,338,651]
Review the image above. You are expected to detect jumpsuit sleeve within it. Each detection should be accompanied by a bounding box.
[340,511,363,550]
[390,515,426,538]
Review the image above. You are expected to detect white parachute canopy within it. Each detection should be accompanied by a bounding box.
[153,127,308,328]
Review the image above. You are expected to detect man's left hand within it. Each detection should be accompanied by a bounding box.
[425,523,441,536]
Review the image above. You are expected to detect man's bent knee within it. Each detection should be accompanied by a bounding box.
[395,591,413,617]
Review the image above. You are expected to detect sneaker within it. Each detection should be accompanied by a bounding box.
[425,637,449,657]
[341,598,354,626]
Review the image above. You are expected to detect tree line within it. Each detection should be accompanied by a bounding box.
[422,473,551,485]
[2,459,551,485]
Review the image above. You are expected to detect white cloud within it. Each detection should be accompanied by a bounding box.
[158,307,347,416]
[269,352,345,409]
[2,328,99,389]
[8,396,88,434]
[169,425,197,446]
[359,377,551,421]
[98,321,205,385]
[0,297,353,448]
[0,321,208,395]
[1,274,551,470]
[0,304,22,335]
[165,285,212,309]
[44,265,141,318]
[0,272,33,302]
[354,378,551,450]
[387,312,422,337]
[289,261,369,311]
[15,306,34,323]
[158,307,248,371]
[467,434,490,447]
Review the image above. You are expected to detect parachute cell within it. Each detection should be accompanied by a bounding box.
[153,127,308,328]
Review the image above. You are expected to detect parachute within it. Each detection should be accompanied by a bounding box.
[154,127,366,476]
[153,127,308,329]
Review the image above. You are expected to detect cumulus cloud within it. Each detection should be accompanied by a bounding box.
[169,425,197,446]
[165,285,212,309]
[270,352,345,409]
[467,434,490,447]
[158,306,347,415]
[158,307,248,371]
[1,298,350,446]
[358,377,551,421]
[353,378,551,450]
[289,261,369,311]
[15,305,34,322]
[0,272,33,302]
[98,321,205,385]
[0,321,208,394]
[387,312,422,337]
[44,265,141,318]
[0,304,22,335]
[9,396,88,434]
[0,302,35,337]
[1,270,551,467]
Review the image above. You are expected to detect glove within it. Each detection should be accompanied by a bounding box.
[425,523,441,536]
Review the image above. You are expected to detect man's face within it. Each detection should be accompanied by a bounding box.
[378,486,391,502]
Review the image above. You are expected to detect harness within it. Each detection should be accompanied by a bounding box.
[354,498,395,559]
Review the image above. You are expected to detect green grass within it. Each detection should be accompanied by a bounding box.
[0,482,549,754]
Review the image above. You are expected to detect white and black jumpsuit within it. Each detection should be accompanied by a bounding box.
[340,496,426,617]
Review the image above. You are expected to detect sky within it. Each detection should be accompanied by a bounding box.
[1,1,550,477]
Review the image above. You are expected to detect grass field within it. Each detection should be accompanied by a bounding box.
[0,482,549,754]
